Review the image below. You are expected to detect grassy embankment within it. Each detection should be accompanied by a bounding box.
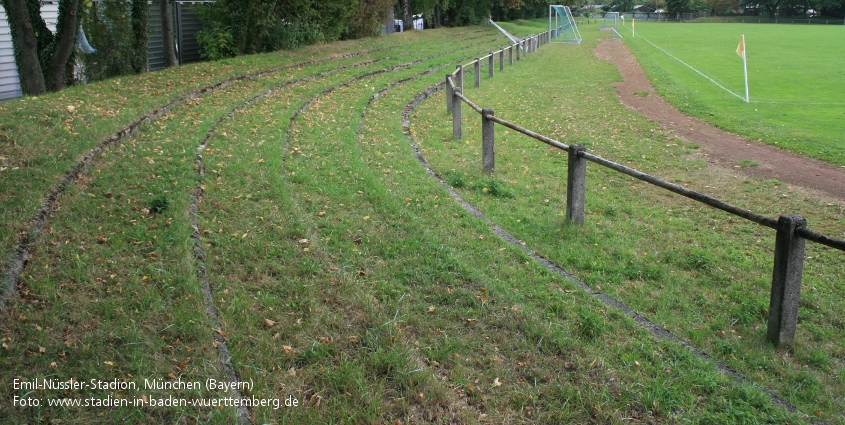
[0,21,840,424]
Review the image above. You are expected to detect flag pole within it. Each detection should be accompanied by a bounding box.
[741,34,749,103]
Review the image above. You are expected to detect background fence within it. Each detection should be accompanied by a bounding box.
[441,27,844,347]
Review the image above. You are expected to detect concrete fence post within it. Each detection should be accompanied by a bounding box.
[452,87,462,140]
[445,74,453,114]
[456,65,463,90]
[566,144,587,225]
[767,214,807,346]
[482,108,495,173]
[488,53,494,78]
[499,49,504,71]
[509,45,514,65]
[517,42,521,60]
[474,59,481,88]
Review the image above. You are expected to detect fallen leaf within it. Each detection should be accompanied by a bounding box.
[103,361,114,366]
[264,319,276,328]
[493,377,502,387]
[427,306,436,313]
[298,238,309,244]
[283,345,294,353]
[286,367,296,377]
[50,362,58,369]
[346,335,360,343]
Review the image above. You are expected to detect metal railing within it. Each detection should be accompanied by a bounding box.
[442,28,844,347]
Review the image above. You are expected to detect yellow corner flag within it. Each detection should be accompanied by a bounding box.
[632,18,635,27]
[736,35,745,58]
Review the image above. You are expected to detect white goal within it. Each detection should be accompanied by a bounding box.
[549,5,582,45]
[600,12,620,31]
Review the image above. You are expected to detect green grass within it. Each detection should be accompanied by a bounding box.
[0,22,841,424]
[621,22,845,165]
[414,25,844,423]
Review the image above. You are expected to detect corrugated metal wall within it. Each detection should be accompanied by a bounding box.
[0,5,22,100]
[147,1,166,71]
[175,2,202,65]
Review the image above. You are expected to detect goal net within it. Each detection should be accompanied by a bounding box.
[600,12,619,31]
[549,5,582,45]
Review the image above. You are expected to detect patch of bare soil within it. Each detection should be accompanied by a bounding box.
[594,39,845,202]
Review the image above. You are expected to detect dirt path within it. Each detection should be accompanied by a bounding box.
[594,39,845,202]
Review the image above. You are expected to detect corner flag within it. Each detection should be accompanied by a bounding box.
[737,35,749,102]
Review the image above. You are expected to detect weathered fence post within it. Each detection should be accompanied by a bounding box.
[452,87,462,140]
[456,65,463,90]
[767,214,807,346]
[474,59,481,88]
[499,49,504,71]
[516,42,521,60]
[445,75,453,114]
[509,45,514,65]
[488,53,494,78]
[566,144,586,225]
[482,108,495,173]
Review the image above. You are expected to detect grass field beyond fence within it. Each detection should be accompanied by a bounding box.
[621,22,845,165]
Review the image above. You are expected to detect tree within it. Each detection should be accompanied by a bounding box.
[345,0,395,38]
[666,0,689,14]
[2,0,80,93]
[130,0,149,72]
[1,0,46,94]
[45,0,81,92]
[402,0,413,29]
[160,0,177,67]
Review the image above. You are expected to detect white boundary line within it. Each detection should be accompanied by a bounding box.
[638,35,746,101]
[634,31,845,106]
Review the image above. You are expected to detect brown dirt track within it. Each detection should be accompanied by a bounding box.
[593,39,845,202]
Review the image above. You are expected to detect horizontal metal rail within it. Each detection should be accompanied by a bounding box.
[447,25,845,251]
[580,151,779,229]
[485,114,568,151]
[796,227,845,251]
[455,90,483,113]
[469,113,842,248]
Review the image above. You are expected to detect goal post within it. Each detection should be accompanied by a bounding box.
[600,12,620,31]
[549,5,582,45]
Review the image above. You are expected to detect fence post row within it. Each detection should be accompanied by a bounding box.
[442,28,841,349]
[767,214,807,346]
[474,59,481,88]
[489,53,494,78]
[482,109,495,173]
[452,87,462,140]
[566,144,587,225]
[445,74,453,114]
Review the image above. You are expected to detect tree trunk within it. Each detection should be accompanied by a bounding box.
[46,0,80,92]
[2,0,46,94]
[401,0,412,31]
[160,0,177,67]
[131,0,149,73]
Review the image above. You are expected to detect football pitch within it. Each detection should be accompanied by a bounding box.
[622,22,845,165]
